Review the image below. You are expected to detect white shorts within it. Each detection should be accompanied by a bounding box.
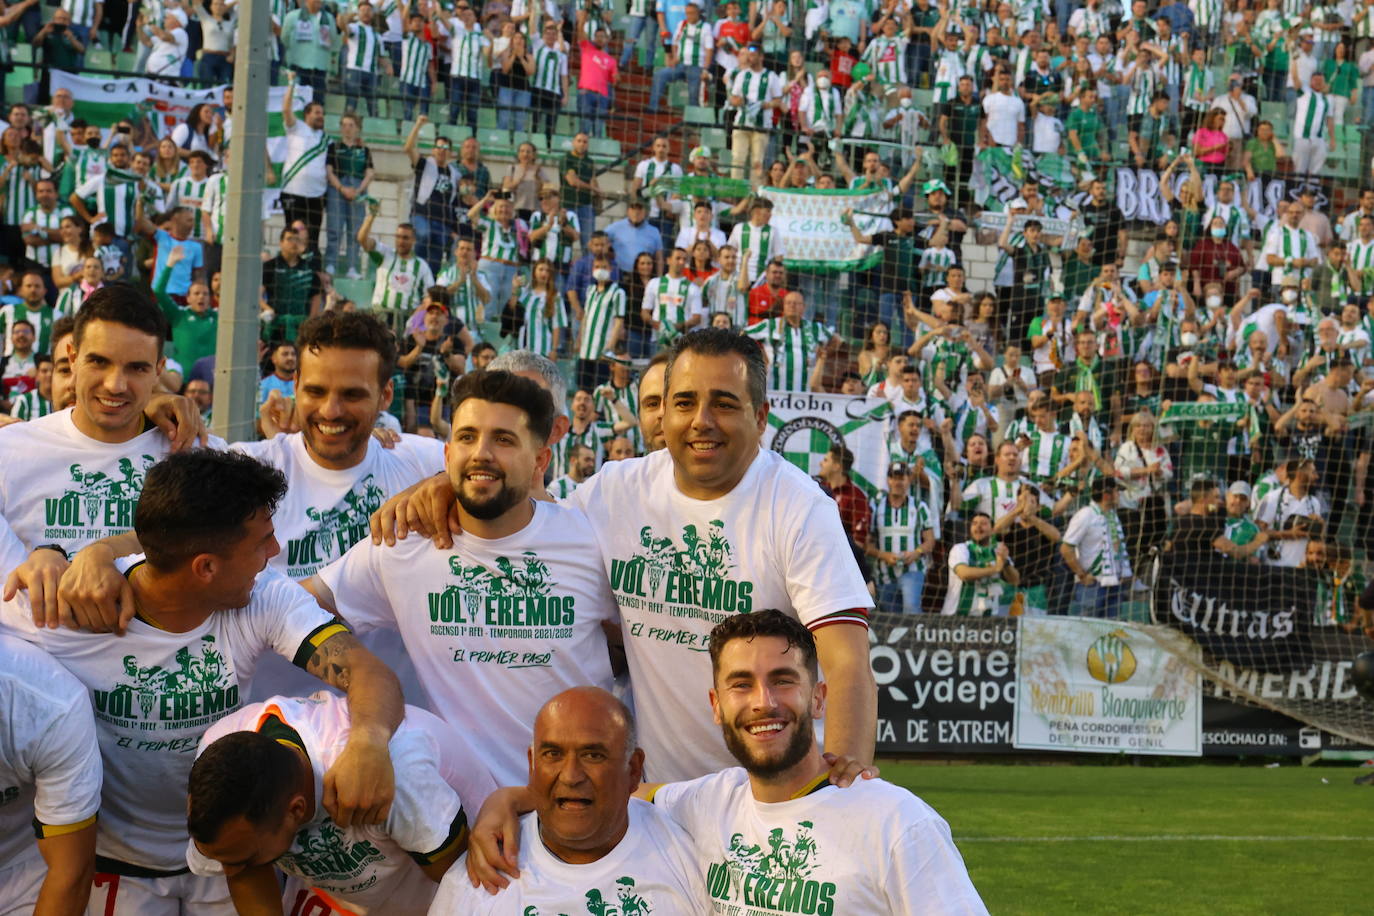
[0,852,46,916]
[86,870,234,916]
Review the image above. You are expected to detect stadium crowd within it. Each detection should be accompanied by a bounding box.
[0,0,1372,910]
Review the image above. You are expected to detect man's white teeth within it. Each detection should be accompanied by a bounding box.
[747,722,784,735]
[317,423,347,435]
[97,397,123,408]
[690,442,720,452]
[469,473,498,481]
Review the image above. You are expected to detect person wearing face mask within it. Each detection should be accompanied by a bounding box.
[576,256,627,391]
[1187,216,1245,302]
[797,67,841,164]
[884,86,931,174]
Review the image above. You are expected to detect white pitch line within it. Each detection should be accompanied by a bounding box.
[956,835,1374,843]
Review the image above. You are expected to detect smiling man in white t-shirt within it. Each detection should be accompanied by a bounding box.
[430,687,703,914]
[0,450,405,916]
[467,612,987,915]
[306,370,620,787]
[368,330,877,783]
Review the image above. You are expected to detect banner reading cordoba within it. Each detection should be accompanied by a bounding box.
[1013,617,1201,756]
[762,186,891,274]
[764,391,890,497]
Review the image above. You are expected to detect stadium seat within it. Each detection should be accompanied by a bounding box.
[684,105,717,125]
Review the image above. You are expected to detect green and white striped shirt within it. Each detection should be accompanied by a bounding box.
[1293,90,1331,140]
[202,171,229,245]
[1182,63,1214,112]
[673,19,712,67]
[368,241,435,312]
[73,175,138,238]
[727,220,784,287]
[2,158,43,227]
[578,282,626,360]
[398,34,433,87]
[435,262,486,331]
[594,381,639,450]
[478,214,521,262]
[8,389,51,420]
[55,282,90,317]
[516,288,567,354]
[1126,60,1157,116]
[1349,238,1374,292]
[729,68,780,129]
[863,35,908,85]
[1201,201,1250,245]
[63,148,106,200]
[548,475,582,500]
[871,494,933,584]
[1192,0,1224,31]
[919,247,956,289]
[61,0,97,27]
[531,40,567,93]
[943,539,1008,616]
[448,21,490,78]
[21,204,70,267]
[744,317,833,392]
[529,208,579,266]
[1358,2,1374,40]
[170,176,211,239]
[553,418,615,474]
[0,303,58,357]
[633,156,682,218]
[1022,429,1071,483]
[643,275,701,346]
[1063,503,1130,579]
[345,21,383,71]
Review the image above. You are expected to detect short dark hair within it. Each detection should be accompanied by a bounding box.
[73,283,169,359]
[187,731,299,843]
[296,311,398,387]
[709,610,818,682]
[828,444,854,473]
[1092,476,1120,502]
[50,314,76,350]
[664,328,767,410]
[471,340,497,360]
[449,370,556,443]
[135,451,288,571]
[1188,477,1216,501]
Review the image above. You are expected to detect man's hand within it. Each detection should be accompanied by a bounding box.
[145,393,210,451]
[821,751,880,787]
[368,473,461,547]
[57,542,136,634]
[465,786,534,892]
[3,548,69,628]
[370,426,401,449]
[260,389,300,437]
[323,726,395,828]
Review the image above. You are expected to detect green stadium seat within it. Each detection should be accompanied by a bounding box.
[324,114,342,135]
[699,127,728,150]
[478,128,517,156]
[588,137,621,160]
[684,105,716,125]
[362,118,400,144]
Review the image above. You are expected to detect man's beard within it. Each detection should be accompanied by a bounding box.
[720,710,814,778]
[456,466,526,520]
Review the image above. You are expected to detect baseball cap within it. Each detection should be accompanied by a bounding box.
[888,463,909,476]
[426,303,449,314]
[1037,93,1060,107]
[923,179,951,196]
[1227,481,1252,499]
[689,146,712,160]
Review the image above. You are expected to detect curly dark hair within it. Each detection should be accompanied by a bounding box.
[708,610,818,682]
[296,310,399,386]
[135,450,288,571]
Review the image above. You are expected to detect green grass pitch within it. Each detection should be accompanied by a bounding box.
[882,762,1369,915]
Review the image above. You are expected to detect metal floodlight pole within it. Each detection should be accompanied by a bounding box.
[211,0,272,442]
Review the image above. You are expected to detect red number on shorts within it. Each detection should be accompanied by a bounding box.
[288,888,336,916]
[92,873,120,916]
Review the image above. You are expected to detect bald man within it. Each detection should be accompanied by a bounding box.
[428,688,703,914]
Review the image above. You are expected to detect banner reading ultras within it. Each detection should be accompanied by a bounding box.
[761,186,893,273]
[1013,618,1202,756]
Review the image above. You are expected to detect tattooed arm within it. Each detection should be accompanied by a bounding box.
[304,629,404,827]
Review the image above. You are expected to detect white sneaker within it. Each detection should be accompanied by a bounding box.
[345,268,363,280]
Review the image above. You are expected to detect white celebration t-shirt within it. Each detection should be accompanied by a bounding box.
[429,799,704,915]
[317,499,619,786]
[567,449,873,782]
[232,433,445,579]
[0,407,226,553]
[0,560,342,870]
[0,632,103,872]
[652,768,988,916]
[187,693,492,915]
